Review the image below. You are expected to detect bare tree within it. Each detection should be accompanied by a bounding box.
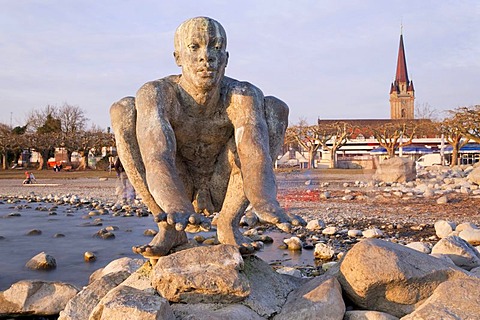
[26,105,59,132]
[366,121,417,158]
[58,103,88,133]
[415,102,440,121]
[454,105,480,143]
[0,123,11,169]
[285,123,321,169]
[316,121,354,168]
[440,105,480,166]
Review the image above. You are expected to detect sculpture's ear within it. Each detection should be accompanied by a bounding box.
[174,51,182,67]
[225,51,229,67]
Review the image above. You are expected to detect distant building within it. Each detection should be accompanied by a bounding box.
[390,32,415,119]
[313,31,440,168]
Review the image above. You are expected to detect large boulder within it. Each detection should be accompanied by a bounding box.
[150,244,250,303]
[344,310,399,320]
[467,166,480,185]
[89,285,175,320]
[25,252,57,270]
[172,303,264,320]
[337,238,469,318]
[431,235,480,270]
[374,157,416,183]
[0,280,78,317]
[58,270,131,320]
[273,275,345,320]
[401,278,480,319]
[241,255,305,318]
[88,257,145,284]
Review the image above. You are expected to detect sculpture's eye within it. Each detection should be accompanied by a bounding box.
[188,43,199,51]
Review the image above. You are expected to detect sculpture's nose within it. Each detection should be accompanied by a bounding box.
[198,49,215,64]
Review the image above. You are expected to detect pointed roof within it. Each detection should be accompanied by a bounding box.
[395,34,409,83]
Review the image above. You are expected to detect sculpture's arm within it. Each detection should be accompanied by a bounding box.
[135,81,195,215]
[227,82,287,223]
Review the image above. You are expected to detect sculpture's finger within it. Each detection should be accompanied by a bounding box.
[188,213,201,225]
[276,222,292,233]
[166,213,176,225]
[154,213,167,223]
[200,220,211,231]
[175,222,186,231]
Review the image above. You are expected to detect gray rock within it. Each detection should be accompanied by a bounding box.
[151,245,249,303]
[434,220,456,239]
[242,255,306,318]
[306,219,325,231]
[344,310,399,320]
[401,278,480,320]
[274,275,345,320]
[338,238,469,318]
[25,252,56,270]
[89,285,175,320]
[362,228,384,239]
[374,157,416,183]
[459,228,480,246]
[431,235,480,270]
[436,195,449,204]
[405,242,431,254]
[172,303,264,320]
[314,243,335,260]
[0,280,78,317]
[89,257,145,284]
[58,270,131,320]
[283,236,302,251]
[467,166,480,185]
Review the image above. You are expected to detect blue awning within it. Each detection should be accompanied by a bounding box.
[444,143,480,154]
[370,145,434,155]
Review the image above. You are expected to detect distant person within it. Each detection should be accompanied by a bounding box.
[22,171,31,184]
[29,172,37,183]
[114,157,135,204]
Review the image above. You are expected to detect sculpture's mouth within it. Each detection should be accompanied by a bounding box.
[197,68,216,78]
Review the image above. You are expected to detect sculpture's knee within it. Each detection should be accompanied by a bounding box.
[264,96,289,160]
[265,96,289,131]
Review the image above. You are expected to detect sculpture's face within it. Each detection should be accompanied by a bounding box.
[175,18,229,91]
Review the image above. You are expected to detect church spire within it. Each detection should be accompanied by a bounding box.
[390,30,415,119]
[395,34,409,84]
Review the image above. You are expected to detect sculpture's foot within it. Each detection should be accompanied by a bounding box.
[253,202,306,231]
[132,221,188,259]
[216,219,256,255]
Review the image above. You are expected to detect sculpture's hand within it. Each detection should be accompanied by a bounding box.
[253,202,305,232]
[154,212,211,231]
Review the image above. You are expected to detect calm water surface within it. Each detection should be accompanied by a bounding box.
[0,199,314,291]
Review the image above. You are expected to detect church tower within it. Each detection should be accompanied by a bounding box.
[390,32,415,119]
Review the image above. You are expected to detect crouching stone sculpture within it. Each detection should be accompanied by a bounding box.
[110,16,298,260]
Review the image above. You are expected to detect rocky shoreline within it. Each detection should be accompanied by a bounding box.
[1,165,480,318]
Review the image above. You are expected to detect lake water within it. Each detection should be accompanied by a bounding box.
[0,199,314,291]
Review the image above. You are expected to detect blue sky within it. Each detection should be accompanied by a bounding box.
[1,0,479,129]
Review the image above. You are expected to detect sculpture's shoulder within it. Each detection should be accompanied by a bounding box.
[222,76,263,97]
[137,75,180,99]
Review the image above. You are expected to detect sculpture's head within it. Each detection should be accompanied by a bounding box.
[174,17,229,90]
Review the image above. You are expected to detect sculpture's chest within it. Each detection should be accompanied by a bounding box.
[171,110,234,160]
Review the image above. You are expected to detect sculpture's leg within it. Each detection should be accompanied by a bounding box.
[110,97,162,215]
[111,98,188,258]
[216,97,289,252]
[216,147,252,253]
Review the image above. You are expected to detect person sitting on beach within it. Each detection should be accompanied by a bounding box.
[23,171,31,184]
